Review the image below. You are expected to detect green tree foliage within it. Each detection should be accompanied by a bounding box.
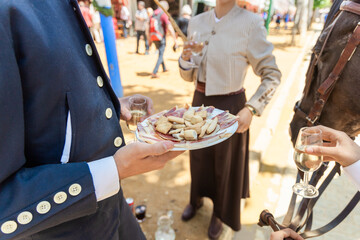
[313,0,331,9]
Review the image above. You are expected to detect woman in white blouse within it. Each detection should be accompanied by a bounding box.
[178,0,281,238]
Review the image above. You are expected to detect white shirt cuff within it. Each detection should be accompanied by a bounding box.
[88,156,120,202]
[179,56,196,70]
[343,160,360,192]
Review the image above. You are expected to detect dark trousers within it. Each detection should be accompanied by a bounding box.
[136,30,149,53]
[152,39,166,74]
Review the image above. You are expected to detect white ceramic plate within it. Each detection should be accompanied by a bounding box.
[136,107,238,151]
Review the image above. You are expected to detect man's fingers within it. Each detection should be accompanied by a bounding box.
[323,156,336,162]
[272,229,304,240]
[137,141,175,157]
[311,125,340,142]
[305,145,338,158]
[146,97,154,115]
[121,105,131,121]
[147,150,184,165]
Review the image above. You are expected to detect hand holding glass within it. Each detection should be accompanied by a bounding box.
[292,127,323,198]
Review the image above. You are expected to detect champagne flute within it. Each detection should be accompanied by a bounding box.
[292,127,323,198]
[189,31,204,57]
[126,96,147,142]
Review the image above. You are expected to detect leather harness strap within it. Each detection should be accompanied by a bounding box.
[341,0,360,15]
[306,22,360,126]
[300,192,360,239]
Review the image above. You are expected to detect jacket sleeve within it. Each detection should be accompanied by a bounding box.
[0,14,97,240]
[245,18,282,116]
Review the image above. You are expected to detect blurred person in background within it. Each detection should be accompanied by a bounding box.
[135,1,149,55]
[79,1,93,29]
[178,0,281,238]
[177,4,192,37]
[146,7,154,48]
[89,0,103,43]
[117,0,131,38]
[150,1,177,78]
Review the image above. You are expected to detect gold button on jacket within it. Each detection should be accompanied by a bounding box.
[17,211,33,225]
[97,76,104,87]
[114,137,123,147]
[69,183,82,196]
[54,191,67,204]
[85,44,93,56]
[1,221,17,234]
[36,201,51,214]
[105,108,113,119]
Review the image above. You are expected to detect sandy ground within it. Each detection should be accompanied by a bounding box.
[94,23,310,239]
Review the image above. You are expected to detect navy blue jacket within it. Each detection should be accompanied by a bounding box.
[0,0,144,239]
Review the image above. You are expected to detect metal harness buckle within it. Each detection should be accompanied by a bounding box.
[306,116,318,125]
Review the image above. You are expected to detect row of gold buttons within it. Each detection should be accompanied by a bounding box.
[87,45,123,148]
[0,183,82,234]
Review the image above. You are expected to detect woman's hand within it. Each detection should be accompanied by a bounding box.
[270,229,304,240]
[236,107,253,133]
[305,125,360,167]
[118,94,154,121]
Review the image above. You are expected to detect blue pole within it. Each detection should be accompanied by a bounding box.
[100,12,123,97]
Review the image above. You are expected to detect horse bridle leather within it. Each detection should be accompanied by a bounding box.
[295,1,360,126]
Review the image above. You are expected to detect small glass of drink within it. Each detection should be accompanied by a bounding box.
[135,205,146,223]
[189,31,204,57]
[292,127,323,198]
[126,96,147,142]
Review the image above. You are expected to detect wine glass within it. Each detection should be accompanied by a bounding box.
[292,127,323,198]
[189,31,204,57]
[126,96,147,142]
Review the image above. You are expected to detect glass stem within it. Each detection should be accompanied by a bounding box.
[303,171,310,187]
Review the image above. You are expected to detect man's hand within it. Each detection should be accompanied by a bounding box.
[119,94,154,121]
[305,125,360,167]
[236,107,253,133]
[270,229,304,240]
[113,141,184,179]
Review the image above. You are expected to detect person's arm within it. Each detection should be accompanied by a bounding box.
[343,160,360,192]
[235,17,281,133]
[167,23,177,44]
[178,21,197,82]
[305,125,360,191]
[245,18,281,116]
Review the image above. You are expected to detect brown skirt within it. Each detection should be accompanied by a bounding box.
[190,90,250,231]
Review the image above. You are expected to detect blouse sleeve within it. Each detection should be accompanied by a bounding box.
[245,19,281,116]
[179,20,198,82]
[343,160,360,192]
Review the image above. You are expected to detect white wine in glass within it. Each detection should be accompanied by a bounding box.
[292,127,323,198]
[294,145,323,172]
[190,31,204,56]
[126,96,147,142]
[126,109,146,133]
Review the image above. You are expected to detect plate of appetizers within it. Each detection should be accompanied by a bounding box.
[136,105,239,151]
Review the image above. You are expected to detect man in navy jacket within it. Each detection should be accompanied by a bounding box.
[0,0,182,239]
